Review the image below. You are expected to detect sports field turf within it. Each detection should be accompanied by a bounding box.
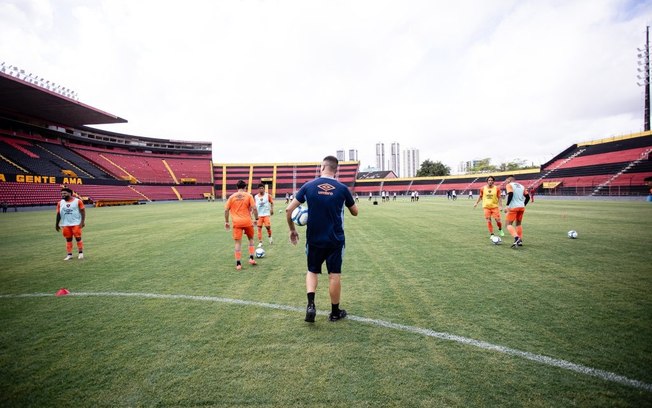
[0,198,651,407]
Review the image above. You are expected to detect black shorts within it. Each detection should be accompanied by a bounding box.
[306,244,344,274]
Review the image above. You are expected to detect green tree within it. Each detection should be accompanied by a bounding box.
[498,159,538,171]
[416,159,450,177]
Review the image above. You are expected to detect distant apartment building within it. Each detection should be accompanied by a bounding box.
[458,159,483,173]
[348,149,358,161]
[403,148,420,178]
[375,142,385,170]
[390,142,400,177]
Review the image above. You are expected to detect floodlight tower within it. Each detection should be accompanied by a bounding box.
[638,26,650,131]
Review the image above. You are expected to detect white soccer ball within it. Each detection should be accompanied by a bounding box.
[568,230,578,239]
[490,235,502,245]
[255,247,266,258]
[291,206,309,227]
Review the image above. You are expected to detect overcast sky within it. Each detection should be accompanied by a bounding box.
[1,0,650,173]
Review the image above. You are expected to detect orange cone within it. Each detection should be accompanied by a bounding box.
[55,288,70,296]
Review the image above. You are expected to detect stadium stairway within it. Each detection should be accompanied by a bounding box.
[527,148,586,191]
[592,147,652,196]
[0,154,29,173]
[35,144,94,179]
[171,186,182,200]
[433,178,446,195]
[161,159,180,184]
[99,153,140,183]
[461,176,480,195]
[128,185,151,202]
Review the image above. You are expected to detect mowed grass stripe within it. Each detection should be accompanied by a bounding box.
[2,290,651,393]
[0,198,650,406]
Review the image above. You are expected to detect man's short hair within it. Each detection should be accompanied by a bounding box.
[236,180,247,189]
[506,175,515,179]
[487,176,495,182]
[61,187,73,194]
[258,183,265,188]
[322,155,339,171]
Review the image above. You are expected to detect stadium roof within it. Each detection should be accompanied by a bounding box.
[357,170,398,180]
[0,72,127,127]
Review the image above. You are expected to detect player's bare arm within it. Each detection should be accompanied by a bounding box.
[286,199,300,245]
[348,204,359,216]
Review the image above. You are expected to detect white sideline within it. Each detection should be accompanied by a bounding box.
[2,291,651,392]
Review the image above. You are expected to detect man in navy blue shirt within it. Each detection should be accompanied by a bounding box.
[286,156,359,323]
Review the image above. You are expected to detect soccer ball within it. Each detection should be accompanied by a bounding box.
[291,206,309,227]
[255,247,266,258]
[490,235,502,245]
[568,230,578,239]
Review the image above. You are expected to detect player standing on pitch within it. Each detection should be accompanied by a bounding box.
[503,174,530,248]
[286,155,358,323]
[225,180,259,270]
[473,175,505,238]
[255,183,274,247]
[55,187,86,260]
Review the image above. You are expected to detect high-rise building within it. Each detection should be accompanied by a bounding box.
[459,159,483,173]
[403,148,420,177]
[348,149,358,161]
[390,142,400,177]
[375,142,385,170]
[336,149,345,161]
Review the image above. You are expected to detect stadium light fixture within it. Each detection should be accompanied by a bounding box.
[2,62,78,100]
[637,26,650,131]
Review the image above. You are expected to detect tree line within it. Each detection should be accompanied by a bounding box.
[416,158,538,177]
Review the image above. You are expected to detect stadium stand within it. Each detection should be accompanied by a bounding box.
[165,158,213,184]
[0,70,650,207]
[70,145,179,184]
[355,170,542,198]
[0,182,61,206]
[214,162,359,199]
[175,185,215,200]
[535,132,652,196]
[70,184,145,207]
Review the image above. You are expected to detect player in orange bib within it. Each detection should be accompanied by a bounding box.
[473,176,504,238]
[225,180,259,270]
[55,187,86,260]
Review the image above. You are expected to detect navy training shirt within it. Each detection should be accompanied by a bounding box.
[295,176,355,248]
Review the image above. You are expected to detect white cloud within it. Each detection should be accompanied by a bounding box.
[1,0,650,173]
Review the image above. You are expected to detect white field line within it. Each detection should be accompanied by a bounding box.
[2,291,651,392]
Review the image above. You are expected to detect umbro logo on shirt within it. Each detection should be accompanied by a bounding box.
[318,183,335,196]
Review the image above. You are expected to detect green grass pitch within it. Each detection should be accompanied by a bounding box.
[0,198,651,406]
